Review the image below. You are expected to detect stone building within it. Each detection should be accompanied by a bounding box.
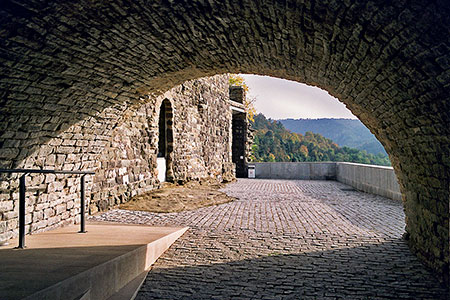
[229,86,252,178]
[0,74,249,242]
[0,0,448,284]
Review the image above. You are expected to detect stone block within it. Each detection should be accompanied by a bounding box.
[44,208,55,219]
[0,148,19,159]
[32,211,44,222]
[0,201,14,212]
[56,204,67,215]
[47,181,64,193]
[66,200,75,210]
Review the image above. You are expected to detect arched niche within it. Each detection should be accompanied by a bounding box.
[157,99,174,183]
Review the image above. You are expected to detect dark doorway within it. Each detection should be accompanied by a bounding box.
[232,111,247,178]
[157,99,174,182]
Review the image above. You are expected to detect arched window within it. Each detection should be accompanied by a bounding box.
[158,103,167,158]
[157,99,174,182]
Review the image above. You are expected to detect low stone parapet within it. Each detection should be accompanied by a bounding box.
[251,162,401,201]
[336,162,402,201]
[252,162,336,180]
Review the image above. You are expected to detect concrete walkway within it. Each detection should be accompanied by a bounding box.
[92,179,448,299]
[0,222,187,300]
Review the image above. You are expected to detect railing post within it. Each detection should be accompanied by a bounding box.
[18,174,26,248]
[79,174,86,233]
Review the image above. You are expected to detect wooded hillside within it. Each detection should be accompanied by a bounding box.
[279,118,387,155]
[251,114,390,166]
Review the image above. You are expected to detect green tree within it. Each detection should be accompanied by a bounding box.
[229,74,257,122]
[251,113,391,166]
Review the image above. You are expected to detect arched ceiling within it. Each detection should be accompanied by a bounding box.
[0,0,448,282]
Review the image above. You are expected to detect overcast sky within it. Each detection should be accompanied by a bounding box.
[241,74,357,120]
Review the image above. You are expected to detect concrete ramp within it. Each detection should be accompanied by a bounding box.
[0,222,188,300]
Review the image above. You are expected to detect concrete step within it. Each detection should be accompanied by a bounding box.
[0,222,188,300]
[107,270,149,300]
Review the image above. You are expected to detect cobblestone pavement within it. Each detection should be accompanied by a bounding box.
[91,179,448,299]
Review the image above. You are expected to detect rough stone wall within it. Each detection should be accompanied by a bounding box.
[0,110,115,241]
[230,86,253,178]
[89,104,159,214]
[229,86,245,104]
[91,74,233,213]
[170,76,233,183]
[0,75,233,241]
[0,0,448,283]
[230,86,247,177]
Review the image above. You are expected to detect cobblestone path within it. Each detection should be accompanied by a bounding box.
[91,179,448,299]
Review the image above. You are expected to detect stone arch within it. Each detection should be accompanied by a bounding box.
[0,0,448,282]
[157,99,174,182]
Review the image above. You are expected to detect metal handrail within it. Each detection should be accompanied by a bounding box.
[0,168,95,248]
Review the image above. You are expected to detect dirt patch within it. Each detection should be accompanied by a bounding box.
[119,179,236,213]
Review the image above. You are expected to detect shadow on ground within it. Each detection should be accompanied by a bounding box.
[137,239,448,300]
[0,244,141,299]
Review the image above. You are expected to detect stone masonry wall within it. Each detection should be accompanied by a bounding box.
[170,76,233,183]
[230,86,253,178]
[0,0,448,283]
[0,75,233,242]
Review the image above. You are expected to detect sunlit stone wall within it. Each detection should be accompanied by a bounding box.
[0,0,448,283]
[0,75,234,242]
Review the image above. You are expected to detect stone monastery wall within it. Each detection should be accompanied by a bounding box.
[0,0,448,284]
[91,75,234,213]
[0,75,234,242]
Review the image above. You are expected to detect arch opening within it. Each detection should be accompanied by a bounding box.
[239,74,391,165]
[0,0,448,284]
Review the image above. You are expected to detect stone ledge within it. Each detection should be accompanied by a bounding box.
[251,162,401,201]
[0,223,188,300]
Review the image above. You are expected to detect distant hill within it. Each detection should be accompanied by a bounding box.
[251,114,390,166]
[278,118,387,156]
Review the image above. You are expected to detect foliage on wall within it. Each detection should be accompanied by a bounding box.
[229,74,257,122]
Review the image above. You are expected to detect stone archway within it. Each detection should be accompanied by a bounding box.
[0,1,448,282]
